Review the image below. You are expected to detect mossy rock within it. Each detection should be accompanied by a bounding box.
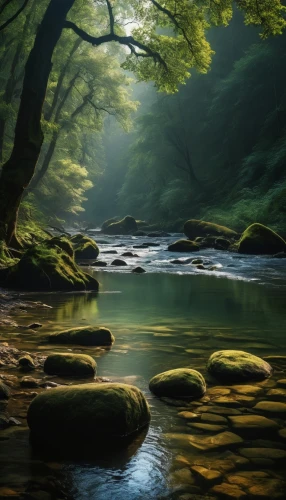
[184,220,238,240]
[101,217,120,231]
[49,326,114,346]
[237,223,286,255]
[18,355,35,371]
[27,383,151,440]
[44,353,96,377]
[70,234,99,260]
[103,216,138,235]
[207,350,272,382]
[168,239,200,252]
[149,368,206,399]
[46,237,74,257]
[0,240,98,291]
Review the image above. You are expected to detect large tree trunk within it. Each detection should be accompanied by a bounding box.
[0,0,75,245]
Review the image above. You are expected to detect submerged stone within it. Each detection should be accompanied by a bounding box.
[239,448,286,460]
[27,383,151,440]
[168,240,199,252]
[111,259,128,266]
[149,368,206,399]
[228,415,279,435]
[237,223,286,255]
[49,326,114,346]
[0,382,10,399]
[188,422,226,433]
[188,431,243,452]
[191,466,222,486]
[210,483,247,499]
[207,350,272,382]
[253,401,286,414]
[44,353,96,377]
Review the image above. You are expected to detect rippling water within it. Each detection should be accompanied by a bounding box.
[1,235,286,499]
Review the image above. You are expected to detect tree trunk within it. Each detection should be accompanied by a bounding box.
[0,0,75,245]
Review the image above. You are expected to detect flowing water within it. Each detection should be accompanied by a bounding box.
[1,235,286,499]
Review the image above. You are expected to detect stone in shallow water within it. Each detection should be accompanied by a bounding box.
[196,405,241,416]
[49,326,114,346]
[44,353,97,377]
[149,368,206,399]
[253,401,286,414]
[27,383,150,441]
[239,448,286,460]
[200,413,228,424]
[279,428,286,440]
[188,422,226,433]
[207,387,231,397]
[230,384,264,396]
[207,350,272,382]
[191,465,222,486]
[177,411,199,420]
[0,382,10,400]
[228,415,279,435]
[248,479,286,499]
[188,431,243,452]
[210,483,247,499]
[277,379,286,387]
[170,468,195,486]
[266,388,286,399]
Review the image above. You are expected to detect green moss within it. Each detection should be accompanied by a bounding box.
[70,234,99,259]
[237,223,286,255]
[149,368,206,399]
[27,383,151,439]
[0,241,19,268]
[101,217,120,231]
[1,240,98,291]
[44,353,96,377]
[207,350,273,382]
[49,326,114,346]
[184,220,238,240]
[168,239,200,252]
[103,216,138,235]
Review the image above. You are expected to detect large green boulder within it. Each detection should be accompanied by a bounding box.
[207,350,272,382]
[237,223,286,255]
[101,217,120,231]
[168,239,200,252]
[184,220,238,240]
[49,326,114,346]
[0,240,98,291]
[149,368,206,399]
[27,383,151,440]
[103,216,138,235]
[70,234,99,260]
[44,353,96,377]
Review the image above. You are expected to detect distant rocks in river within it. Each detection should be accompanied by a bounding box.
[44,353,96,378]
[132,266,146,274]
[92,260,107,267]
[49,326,114,346]
[103,215,138,235]
[207,350,272,382]
[184,219,238,240]
[111,259,128,266]
[149,368,206,399]
[168,239,200,252]
[27,383,151,443]
[237,223,286,255]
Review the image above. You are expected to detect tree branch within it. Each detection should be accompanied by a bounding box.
[106,0,114,34]
[0,0,29,32]
[64,20,167,69]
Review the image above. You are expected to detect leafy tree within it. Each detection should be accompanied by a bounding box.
[0,0,285,244]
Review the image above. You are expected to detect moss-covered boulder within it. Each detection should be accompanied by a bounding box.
[101,217,120,231]
[44,353,96,377]
[49,326,114,346]
[149,368,206,399]
[27,383,151,441]
[184,220,238,240]
[46,237,74,257]
[168,240,200,252]
[70,234,99,260]
[0,240,98,291]
[103,216,138,235]
[237,223,286,255]
[207,350,272,382]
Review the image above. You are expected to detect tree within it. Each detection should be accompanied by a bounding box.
[0,0,285,244]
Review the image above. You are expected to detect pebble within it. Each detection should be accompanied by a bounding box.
[200,413,228,424]
[196,405,241,415]
[253,401,286,414]
[191,465,222,486]
[177,411,199,420]
[188,431,243,452]
[188,422,226,433]
[228,415,279,434]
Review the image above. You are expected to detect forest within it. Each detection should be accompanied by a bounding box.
[0,1,286,500]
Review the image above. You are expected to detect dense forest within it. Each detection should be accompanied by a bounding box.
[0,1,286,241]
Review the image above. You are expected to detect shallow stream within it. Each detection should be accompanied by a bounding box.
[0,234,286,499]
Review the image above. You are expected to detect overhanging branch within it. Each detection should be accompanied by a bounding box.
[0,0,29,32]
[64,20,167,70]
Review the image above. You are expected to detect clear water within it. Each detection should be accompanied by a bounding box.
[1,269,286,499]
